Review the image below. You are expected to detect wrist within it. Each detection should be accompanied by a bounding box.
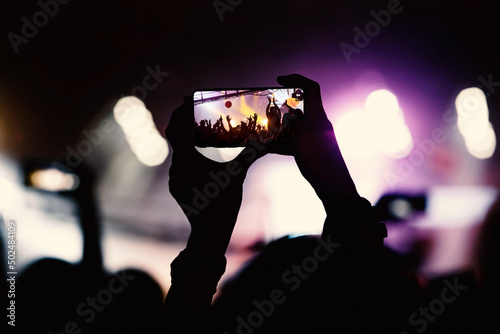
[185,197,242,256]
[299,165,359,204]
[321,196,387,244]
[321,195,369,217]
[169,248,227,299]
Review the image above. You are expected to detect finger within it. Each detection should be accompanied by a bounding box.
[277,74,324,112]
[165,95,195,152]
[277,74,332,134]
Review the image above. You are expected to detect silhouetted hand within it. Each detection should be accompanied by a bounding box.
[273,75,387,243]
[164,96,268,332]
[274,74,359,203]
[165,95,266,256]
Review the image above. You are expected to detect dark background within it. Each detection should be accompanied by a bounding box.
[1,0,498,161]
[0,0,499,287]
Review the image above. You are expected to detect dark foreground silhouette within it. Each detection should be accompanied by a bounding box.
[16,163,164,334]
[6,74,496,333]
[164,74,434,333]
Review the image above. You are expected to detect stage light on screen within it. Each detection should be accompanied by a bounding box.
[455,88,496,159]
[113,96,169,166]
[29,168,80,192]
[285,97,300,109]
[273,90,295,106]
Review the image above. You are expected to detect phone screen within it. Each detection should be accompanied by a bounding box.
[193,88,304,148]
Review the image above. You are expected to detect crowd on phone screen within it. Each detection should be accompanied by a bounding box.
[195,99,303,147]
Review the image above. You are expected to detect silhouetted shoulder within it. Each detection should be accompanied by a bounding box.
[213,236,424,333]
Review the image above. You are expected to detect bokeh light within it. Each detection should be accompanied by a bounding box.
[0,177,15,210]
[464,122,497,160]
[455,87,489,122]
[335,89,413,159]
[377,120,414,159]
[30,169,80,192]
[335,110,378,158]
[455,88,496,159]
[133,133,169,166]
[365,89,400,119]
[113,96,169,166]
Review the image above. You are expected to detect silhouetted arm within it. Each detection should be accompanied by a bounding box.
[163,96,265,332]
[275,74,386,244]
[72,165,104,276]
[273,99,280,111]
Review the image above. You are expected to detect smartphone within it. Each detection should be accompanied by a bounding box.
[193,87,304,148]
